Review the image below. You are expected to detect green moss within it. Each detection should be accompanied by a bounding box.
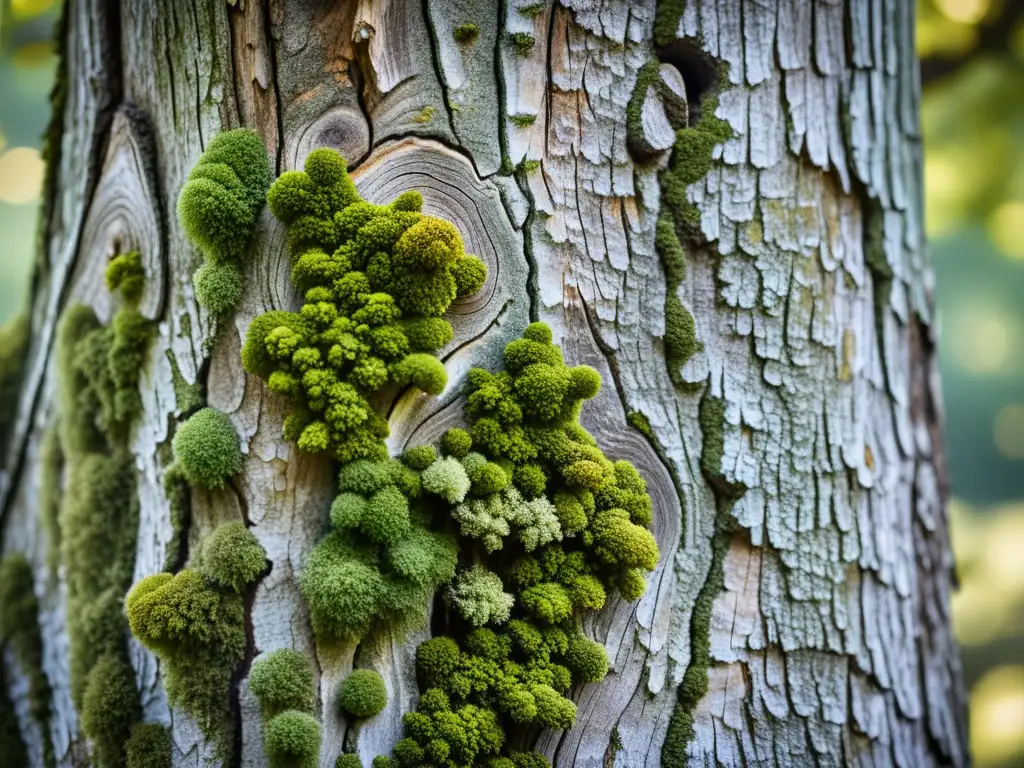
[336,755,363,768]
[509,113,537,128]
[172,407,243,489]
[509,32,536,56]
[337,669,387,718]
[411,106,435,124]
[0,554,54,767]
[125,723,172,768]
[162,463,190,571]
[126,537,253,748]
[196,522,266,592]
[178,129,270,318]
[194,262,244,316]
[0,665,28,766]
[60,451,139,707]
[0,314,29,456]
[178,129,271,263]
[81,653,141,768]
[55,296,148,756]
[39,422,64,578]
[661,526,729,766]
[653,0,685,47]
[250,649,316,719]
[106,251,145,304]
[518,3,545,17]
[517,159,541,174]
[264,710,320,768]
[248,147,486,465]
[626,60,662,157]
[453,24,479,43]
[166,350,203,414]
[626,410,652,437]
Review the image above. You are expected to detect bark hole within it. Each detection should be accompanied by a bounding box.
[655,39,718,122]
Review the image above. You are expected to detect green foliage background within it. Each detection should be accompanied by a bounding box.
[1,0,1023,765]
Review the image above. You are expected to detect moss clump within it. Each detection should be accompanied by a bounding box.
[105,250,145,304]
[453,24,479,43]
[0,554,54,767]
[193,262,244,317]
[509,114,537,128]
[249,649,316,719]
[171,407,243,489]
[382,324,656,766]
[81,653,141,768]
[517,159,541,174]
[336,755,363,768]
[0,313,29,456]
[518,3,545,18]
[509,32,535,56]
[264,710,320,768]
[178,129,271,316]
[196,522,266,592]
[246,147,486,465]
[126,523,265,746]
[337,669,388,718]
[125,723,172,768]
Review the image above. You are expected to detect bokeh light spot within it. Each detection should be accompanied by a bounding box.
[970,665,1024,767]
[936,0,990,25]
[947,302,1017,374]
[10,0,55,20]
[994,404,1024,459]
[0,147,45,205]
[988,201,1024,260]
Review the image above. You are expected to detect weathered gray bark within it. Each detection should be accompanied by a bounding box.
[0,1,967,766]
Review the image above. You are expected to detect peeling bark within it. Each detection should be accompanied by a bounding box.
[0,1,966,767]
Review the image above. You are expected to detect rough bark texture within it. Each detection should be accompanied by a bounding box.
[0,1,967,766]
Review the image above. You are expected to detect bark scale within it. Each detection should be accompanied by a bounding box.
[0,1,967,766]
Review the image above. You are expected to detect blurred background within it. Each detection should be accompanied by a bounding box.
[1,0,1022,764]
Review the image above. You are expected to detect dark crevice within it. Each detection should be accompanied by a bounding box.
[420,0,463,161]
[655,38,719,124]
[349,56,375,169]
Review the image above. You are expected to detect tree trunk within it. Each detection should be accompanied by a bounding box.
[0,1,968,766]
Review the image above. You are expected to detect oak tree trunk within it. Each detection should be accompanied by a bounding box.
[0,0,969,766]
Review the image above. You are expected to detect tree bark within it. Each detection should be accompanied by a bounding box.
[0,1,968,767]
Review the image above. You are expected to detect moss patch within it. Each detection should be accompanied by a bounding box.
[0,665,28,767]
[509,113,537,128]
[453,24,479,44]
[509,32,535,56]
[125,723,172,768]
[126,524,265,749]
[0,554,54,767]
[660,525,730,766]
[0,314,29,456]
[177,129,271,318]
